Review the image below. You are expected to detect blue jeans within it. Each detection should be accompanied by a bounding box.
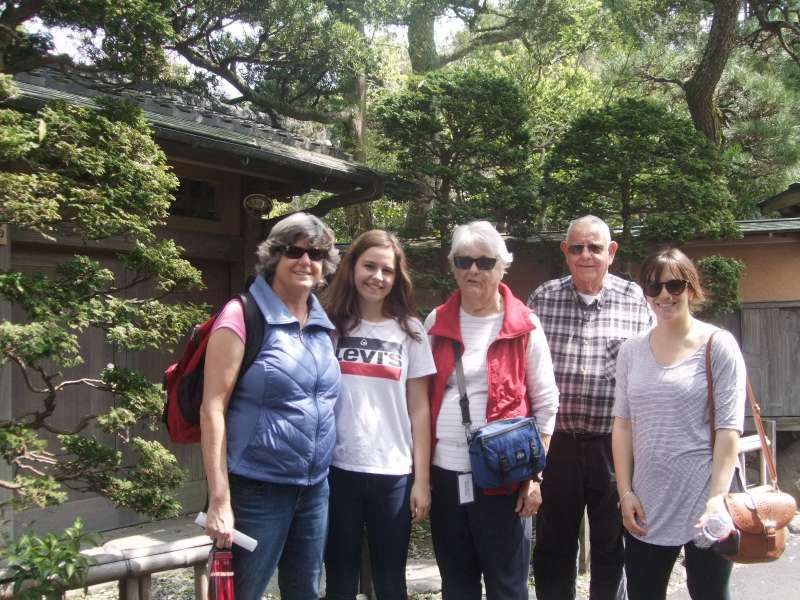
[430,466,532,600]
[229,473,329,600]
[324,466,413,600]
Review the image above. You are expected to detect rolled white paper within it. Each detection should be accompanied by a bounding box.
[195,511,258,552]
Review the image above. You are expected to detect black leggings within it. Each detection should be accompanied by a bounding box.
[624,531,732,600]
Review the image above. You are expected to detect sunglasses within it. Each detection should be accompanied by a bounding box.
[643,279,688,297]
[453,256,498,271]
[567,243,605,256]
[280,245,327,262]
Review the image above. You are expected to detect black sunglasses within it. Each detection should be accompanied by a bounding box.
[280,245,327,262]
[567,243,605,256]
[453,256,498,271]
[643,279,688,297]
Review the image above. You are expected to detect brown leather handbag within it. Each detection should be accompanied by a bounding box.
[706,334,797,563]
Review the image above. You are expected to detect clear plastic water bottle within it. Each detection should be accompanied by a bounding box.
[694,512,733,548]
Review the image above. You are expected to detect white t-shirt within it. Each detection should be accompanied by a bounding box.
[424,308,559,472]
[332,317,437,475]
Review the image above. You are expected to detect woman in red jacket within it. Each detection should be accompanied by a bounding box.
[424,220,559,600]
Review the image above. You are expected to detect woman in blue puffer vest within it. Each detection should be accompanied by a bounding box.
[200,212,341,600]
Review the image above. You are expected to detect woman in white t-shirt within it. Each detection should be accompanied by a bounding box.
[612,247,746,600]
[321,229,436,600]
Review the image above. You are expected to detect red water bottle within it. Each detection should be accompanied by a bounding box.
[208,547,235,600]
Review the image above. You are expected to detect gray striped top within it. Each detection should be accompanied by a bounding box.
[612,325,746,546]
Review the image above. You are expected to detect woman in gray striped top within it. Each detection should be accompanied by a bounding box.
[611,248,746,600]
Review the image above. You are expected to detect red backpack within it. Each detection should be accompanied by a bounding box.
[163,292,265,443]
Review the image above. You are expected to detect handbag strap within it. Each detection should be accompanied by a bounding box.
[451,339,473,442]
[705,331,779,488]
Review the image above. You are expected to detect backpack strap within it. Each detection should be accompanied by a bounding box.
[238,291,265,377]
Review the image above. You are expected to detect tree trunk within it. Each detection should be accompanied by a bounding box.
[402,5,440,234]
[342,70,374,237]
[684,0,741,146]
[335,7,373,238]
[407,4,439,73]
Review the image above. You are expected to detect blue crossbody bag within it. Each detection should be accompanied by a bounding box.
[452,340,546,489]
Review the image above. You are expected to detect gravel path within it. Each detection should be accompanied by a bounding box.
[67,519,688,599]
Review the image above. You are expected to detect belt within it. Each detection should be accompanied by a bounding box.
[555,430,610,440]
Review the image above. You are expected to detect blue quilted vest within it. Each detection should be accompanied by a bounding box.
[225,276,340,486]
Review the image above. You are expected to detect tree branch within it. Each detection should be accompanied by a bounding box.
[437,27,524,68]
[637,71,687,90]
[1,51,74,75]
[54,378,107,392]
[6,353,49,394]
[40,413,97,435]
[169,43,353,124]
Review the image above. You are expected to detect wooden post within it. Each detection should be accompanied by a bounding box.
[358,532,374,599]
[194,563,209,600]
[578,509,589,575]
[0,226,12,541]
[760,419,778,486]
[138,575,152,600]
[119,578,140,600]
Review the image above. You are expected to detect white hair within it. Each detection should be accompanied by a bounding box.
[565,215,612,244]
[448,221,513,270]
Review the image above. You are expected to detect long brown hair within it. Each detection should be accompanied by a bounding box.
[323,230,421,341]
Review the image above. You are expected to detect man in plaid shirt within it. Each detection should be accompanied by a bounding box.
[528,216,653,600]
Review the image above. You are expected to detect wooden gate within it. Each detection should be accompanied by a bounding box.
[738,301,800,430]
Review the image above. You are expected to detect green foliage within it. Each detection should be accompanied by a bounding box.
[3,1,175,78]
[2,517,96,599]
[0,99,178,241]
[543,98,740,261]
[0,73,15,100]
[697,255,745,318]
[0,92,203,534]
[405,245,457,309]
[720,55,800,211]
[376,65,535,239]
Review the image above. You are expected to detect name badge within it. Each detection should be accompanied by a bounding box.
[458,472,475,505]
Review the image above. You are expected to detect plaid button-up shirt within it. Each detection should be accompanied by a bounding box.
[527,273,653,434]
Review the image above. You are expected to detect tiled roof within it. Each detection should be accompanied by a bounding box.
[759,183,800,216]
[522,218,800,244]
[736,218,800,234]
[10,69,382,185]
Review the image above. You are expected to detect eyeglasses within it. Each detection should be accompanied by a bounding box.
[643,279,688,297]
[279,245,327,262]
[453,256,498,271]
[567,243,605,256]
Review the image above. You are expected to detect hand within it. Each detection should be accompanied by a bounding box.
[620,491,647,536]
[205,499,235,549]
[695,494,727,532]
[409,479,431,524]
[515,480,542,517]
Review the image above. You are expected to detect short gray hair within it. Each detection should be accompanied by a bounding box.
[565,215,612,244]
[255,212,339,285]
[448,221,513,271]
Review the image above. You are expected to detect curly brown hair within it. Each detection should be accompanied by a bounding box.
[322,230,421,342]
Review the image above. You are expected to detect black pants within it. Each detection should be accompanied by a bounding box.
[532,432,625,600]
[624,532,732,600]
[430,466,531,600]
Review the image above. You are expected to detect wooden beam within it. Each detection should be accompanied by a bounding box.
[10,226,243,263]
